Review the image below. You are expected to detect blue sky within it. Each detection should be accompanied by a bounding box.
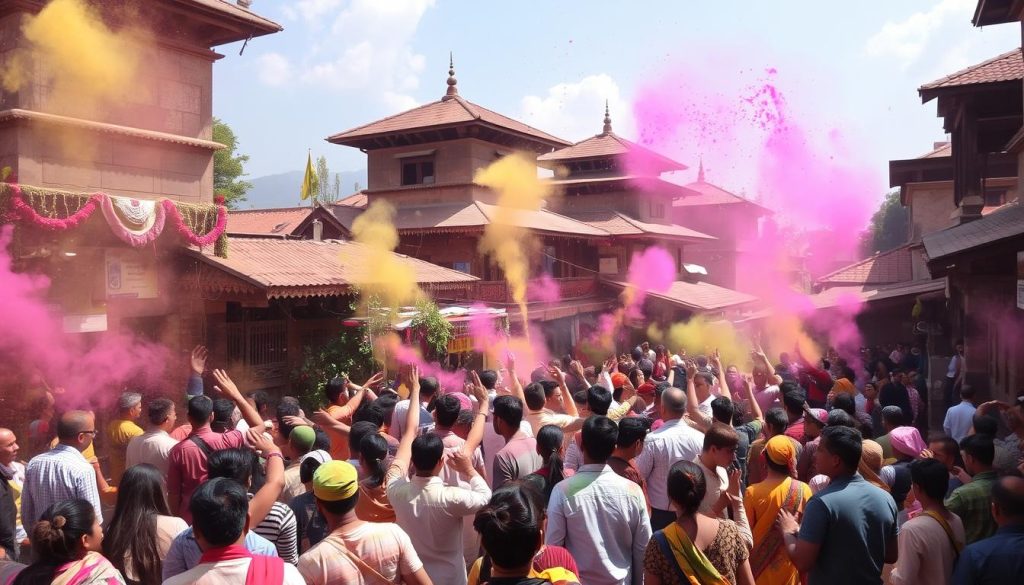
[213,0,1019,200]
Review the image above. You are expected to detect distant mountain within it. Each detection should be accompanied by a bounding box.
[242,168,367,209]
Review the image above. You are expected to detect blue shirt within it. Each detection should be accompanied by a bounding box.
[953,524,1024,585]
[799,473,898,585]
[161,527,278,581]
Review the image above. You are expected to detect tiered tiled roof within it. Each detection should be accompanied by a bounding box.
[919,48,1023,100]
[675,179,773,215]
[567,209,714,242]
[924,201,1024,261]
[335,192,368,208]
[816,244,915,287]
[184,238,477,299]
[227,207,314,236]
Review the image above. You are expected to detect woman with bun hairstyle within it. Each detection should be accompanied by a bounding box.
[644,461,754,585]
[14,498,125,585]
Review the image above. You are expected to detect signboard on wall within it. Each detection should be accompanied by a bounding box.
[105,249,159,299]
[1017,250,1024,310]
[599,256,619,274]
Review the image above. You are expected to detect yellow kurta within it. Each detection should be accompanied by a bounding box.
[105,419,144,485]
[744,476,812,585]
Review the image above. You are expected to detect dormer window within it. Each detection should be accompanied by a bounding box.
[401,156,435,186]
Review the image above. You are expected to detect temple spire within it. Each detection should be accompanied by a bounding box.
[602,100,612,135]
[697,156,705,182]
[443,52,458,100]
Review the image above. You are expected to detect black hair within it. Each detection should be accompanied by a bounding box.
[523,382,547,411]
[960,433,995,467]
[190,478,249,548]
[992,477,1024,518]
[433,394,462,428]
[781,382,806,414]
[826,409,856,428]
[703,422,739,451]
[479,370,498,390]
[581,415,617,463]
[248,390,271,414]
[616,416,649,448]
[586,385,612,416]
[667,460,706,517]
[359,433,389,488]
[710,397,735,425]
[313,429,332,452]
[276,400,302,439]
[881,406,904,427]
[211,398,236,433]
[348,421,380,455]
[325,377,347,404]
[473,483,543,571]
[420,377,440,397]
[910,458,950,501]
[373,393,400,423]
[147,398,175,426]
[353,402,386,428]
[318,492,359,516]
[765,407,788,434]
[455,409,475,429]
[539,380,559,397]
[572,389,588,406]
[534,425,565,501]
[972,414,999,437]
[493,395,524,428]
[103,464,170,585]
[411,433,445,472]
[187,395,213,424]
[15,499,96,585]
[207,448,254,486]
[820,425,863,470]
[831,393,856,416]
[630,347,643,361]
[299,456,324,484]
[929,435,960,459]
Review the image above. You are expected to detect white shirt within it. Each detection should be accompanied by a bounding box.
[695,457,729,517]
[753,384,782,414]
[943,401,976,443]
[388,400,434,442]
[162,557,305,585]
[546,463,652,585]
[125,429,179,477]
[635,419,705,510]
[386,471,491,585]
[888,511,965,585]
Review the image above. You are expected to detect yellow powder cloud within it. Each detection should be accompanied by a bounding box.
[350,200,420,310]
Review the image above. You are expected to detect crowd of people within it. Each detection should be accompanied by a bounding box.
[0,339,1022,585]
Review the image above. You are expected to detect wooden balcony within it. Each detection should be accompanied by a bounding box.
[438,276,599,305]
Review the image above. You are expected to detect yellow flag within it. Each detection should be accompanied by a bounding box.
[300,151,316,202]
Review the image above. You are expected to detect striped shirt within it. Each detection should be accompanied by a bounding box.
[252,499,299,564]
[21,444,102,532]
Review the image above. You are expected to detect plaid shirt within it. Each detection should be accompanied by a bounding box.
[945,470,998,544]
[21,444,102,533]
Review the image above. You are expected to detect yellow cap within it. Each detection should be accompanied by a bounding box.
[312,460,359,502]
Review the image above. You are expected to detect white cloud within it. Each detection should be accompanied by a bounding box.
[865,0,975,67]
[256,52,291,87]
[520,74,633,143]
[281,0,343,25]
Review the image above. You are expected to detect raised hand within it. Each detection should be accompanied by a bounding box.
[362,372,385,389]
[548,365,566,384]
[245,428,279,456]
[190,345,209,375]
[469,371,488,404]
[211,368,240,398]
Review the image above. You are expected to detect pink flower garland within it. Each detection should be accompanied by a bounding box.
[8,183,102,230]
[161,198,227,247]
[99,194,166,247]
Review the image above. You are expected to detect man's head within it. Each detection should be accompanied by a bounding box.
[960,433,995,475]
[831,393,856,417]
[880,406,904,433]
[419,377,439,400]
[411,433,445,475]
[971,413,999,437]
[862,382,878,401]
[631,347,644,362]
[0,428,18,467]
[779,352,791,367]
[347,421,379,456]
[826,409,856,429]
[288,425,316,458]
[247,390,271,418]
[586,385,612,416]
[453,409,474,440]
[803,407,828,439]
[211,398,237,433]
[991,476,1024,527]
[207,448,255,488]
[541,380,567,412]
[187,395,214,427]
[190,477,249,551]
[492,395,524,439]
[433,394,462,429]
[928,436,960,470]
[275,399,302,442]
[660,387,687,422]
[815,425,862,479]
[56,410,96,452]
[479,370,498,391]
[325,376,348,405]
[764,407,788,438]
[573,389,590,417]
[581,415,617,464]
[693,372,713,400]
[752,364,769,388]
[910,458,949,505]
[117,392,143,420]
[312,460,360,522]
[710,397,735,425]
[523,383,547,412]
[780,382,805,420]
[146,398,176,431]
[615,417,649,459]
[702,423,739,468]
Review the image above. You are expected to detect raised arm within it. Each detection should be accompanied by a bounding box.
[745,374,764,422]
[505,353,526,404]
[212,369,265,433]
[550,365,579,418]
[711,349,732,401]
[185,345,207,397]
[245,428,285,526]
[754,345,782,386]
[392,365,421,470]
[685,363,702,423]
[463,371,491,456]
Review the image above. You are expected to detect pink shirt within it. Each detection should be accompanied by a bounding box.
[492,431,542,490]
[166,426,245,522]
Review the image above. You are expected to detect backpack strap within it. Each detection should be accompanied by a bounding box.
[189,434,214,458]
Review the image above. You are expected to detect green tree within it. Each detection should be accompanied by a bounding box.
[314,155,340,204]
[212,118,252,208]
[861,189,909,256]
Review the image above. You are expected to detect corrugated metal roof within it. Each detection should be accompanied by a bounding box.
[816,244,915,286]
[923,201,1024,260]
[185,238,477,298]
[567,209,715,241]
[920,48,1022,97]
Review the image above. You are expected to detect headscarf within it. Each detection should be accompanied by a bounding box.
[299,449,331,466]
[859,439,889,492]
[765,435,798,478]
[889,426,927,459]
[313,460,359,501]
[611,373,629,389]
[832,378,856,396]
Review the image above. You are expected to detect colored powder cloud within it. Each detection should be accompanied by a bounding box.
[379,332,466,393]
[350,200,420,310]
[0,226,170,410]
[467,304,550,373]
[474,153,553,326]
[594,246,675,351]
[648,317,752,369]
[527,273,560,304]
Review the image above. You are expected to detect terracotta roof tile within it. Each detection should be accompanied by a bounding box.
[810,279,946,309]
[568,209,714,241]
[605,279,758,312]
[227,208,313,235]
[549,175,701,199]
[816,244,915,286]
[918,143,952,158]
[186,238,477,299]
[920,48,1022,96]
[327,95,570,147]
[675,180,773,214]
[923,201,1024,260]
[538,132,686,171]
[334,192,368,208]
